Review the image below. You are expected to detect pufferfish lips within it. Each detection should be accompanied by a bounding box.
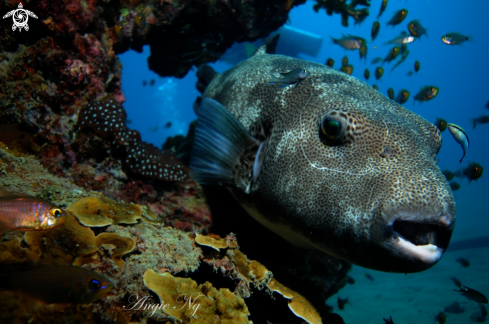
[386,212,454,265]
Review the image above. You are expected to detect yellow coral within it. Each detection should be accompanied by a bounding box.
[268,279,322,324]
[143,269,251,323]
[195,233,237,251]
[24,212,97,264]
[67,196,142,226]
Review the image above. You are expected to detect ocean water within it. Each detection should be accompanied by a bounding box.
[119,1,489,323]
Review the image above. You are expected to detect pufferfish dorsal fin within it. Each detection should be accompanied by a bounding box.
[189,98,263,193]
[253,34,280,56]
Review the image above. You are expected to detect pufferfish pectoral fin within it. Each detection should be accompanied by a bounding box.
[189,98,263,193]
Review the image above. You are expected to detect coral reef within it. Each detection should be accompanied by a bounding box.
[313,0,371,27]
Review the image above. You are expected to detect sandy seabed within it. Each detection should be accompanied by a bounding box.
[330,245,489,324]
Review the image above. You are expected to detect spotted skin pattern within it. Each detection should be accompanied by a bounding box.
[202,53,454,273]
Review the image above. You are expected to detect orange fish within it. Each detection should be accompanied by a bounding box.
[0,195,66,234]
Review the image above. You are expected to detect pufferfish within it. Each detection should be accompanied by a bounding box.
[190,46,455,273]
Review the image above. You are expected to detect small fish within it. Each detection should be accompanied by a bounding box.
[331,34,366,50]
[451,277,463,288]
[371,57,383,64]
[454,285,489,304]
[449,182,461,191]
[337,297,348,310]
[325,58,335,68]
[407,20,428,39]
[390,47,409,73]
[455,162,483,183]
[395,89,410,104]
[377,0,388,20]
[444,301,465,314]
[385,31,416,45]
[342,55,349,67]
[375,67,384,80]
[414,86,439,104]
[442,170,454,181]
[414,60,420,73]
[340,65,351,74]
[383,46,400,64]
[364,68,370,80]
[480,304,488,318]
[485,101,489,109]
[383,316,394,324]
[359,43,368,61]
[346,276,355,284]
[456,257,470,267]
[471,115,489,129]
[372,84,379,91]
[406,70,414,76]
[364,273,375,281]
[447,123,469,163]
[435,311,447,324]
[149,79,155,86]
[0,195,67,235]
[164,122,172,129]
[371,21,380,41]
[434,118,448,132]
[267,68,310,88]
[148,126,159,132]
[134,13,146,29]
[0,265,113,304]
[142,80,147,86]
[387,9,408,27]
[442,32,471,46]
[387,88,394,100]
[113,21,124,39]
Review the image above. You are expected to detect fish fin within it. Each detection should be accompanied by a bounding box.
[267,72,281,84]
[253,44,267,56]
[278,83,290,89]
[189,98,261,193]
[253,34,280,56]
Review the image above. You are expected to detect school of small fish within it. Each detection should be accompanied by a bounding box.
[327,0,483,195]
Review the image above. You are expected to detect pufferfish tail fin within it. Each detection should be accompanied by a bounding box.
[190,98,262,194]
[254,34,280,56]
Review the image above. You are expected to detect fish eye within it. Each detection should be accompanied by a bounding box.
[319,115,346,146]
[52,209,62,217]
[89,279,101,291]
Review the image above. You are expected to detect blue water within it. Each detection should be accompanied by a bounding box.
[120,1,489,322]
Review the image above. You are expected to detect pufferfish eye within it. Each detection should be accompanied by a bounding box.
[51,209,62,217]
[89,279,101,291]
[319,115,346,146]
[321,117,341,137]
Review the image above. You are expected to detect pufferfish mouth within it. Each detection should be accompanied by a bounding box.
[388,215,454,264]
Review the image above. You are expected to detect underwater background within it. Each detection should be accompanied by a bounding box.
[0,0,488,323]
[120,0,489,322]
